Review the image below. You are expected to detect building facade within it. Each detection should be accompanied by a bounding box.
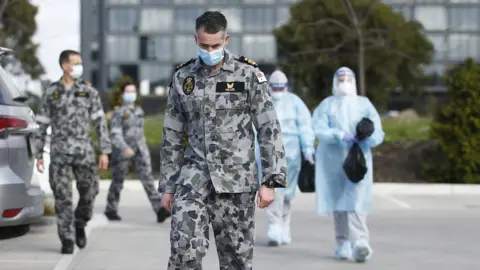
[80,0,480,91]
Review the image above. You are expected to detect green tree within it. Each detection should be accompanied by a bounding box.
[274,0,434,109]
[427,58,480,184]
[0,0,44,78]
[109,75,141,110]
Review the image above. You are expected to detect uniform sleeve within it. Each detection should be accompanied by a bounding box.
[159,76,187,194]
[312,98,345,144]
[34,91,51,159]
[249,70,287,188]
[90,89,112,154]
[110,109,129,151]
[294,96,315,155]
[360,98,385,148]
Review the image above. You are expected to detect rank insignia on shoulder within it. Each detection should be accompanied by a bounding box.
[255,72,267,84]
[52,91,61,100]
[123,113,130,119]
[235,56,258,68]
[175,58,196,72]
[82,81,92,87]
[74,91,89,98]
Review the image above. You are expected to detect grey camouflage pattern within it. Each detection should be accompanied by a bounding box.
[168,183,256,270]
[49,153,99,243]
[106,105,161,213]
[159,50,287,195]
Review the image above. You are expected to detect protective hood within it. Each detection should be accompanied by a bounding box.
[332,67,357,96]
[269,70,289,100]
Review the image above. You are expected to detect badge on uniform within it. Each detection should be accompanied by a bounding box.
[182,76,195,95]
[74,91,89,98]
[216,82,245,93]
[255,72,267,84]
[52,91,61,100]
[123,113,130,119]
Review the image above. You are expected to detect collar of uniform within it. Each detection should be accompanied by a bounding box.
[189,49,235,73]
[58,76,80,90]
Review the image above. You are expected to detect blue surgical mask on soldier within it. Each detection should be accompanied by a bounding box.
[69,65,83,80]
[123,92,137,104]
[197,46,224,66]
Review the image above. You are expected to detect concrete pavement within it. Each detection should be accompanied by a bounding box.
[1,181,480,269]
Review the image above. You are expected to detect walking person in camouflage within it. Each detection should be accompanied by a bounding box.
[105,82,170,223]
[159,11,287,270]
[35,50,111,254]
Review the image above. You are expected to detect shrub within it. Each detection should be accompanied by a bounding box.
[427,58,480,183]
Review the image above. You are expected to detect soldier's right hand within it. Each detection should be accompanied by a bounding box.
[36,159,44,173]
[123,147,135,158]
[161,193,174,212]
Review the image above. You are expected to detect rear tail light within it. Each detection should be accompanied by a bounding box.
[2,208,22,218]
[0,116,28,132]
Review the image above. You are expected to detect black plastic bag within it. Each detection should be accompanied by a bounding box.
[356,117,374,141]
[343,142,367,183]
[298,154,315,193]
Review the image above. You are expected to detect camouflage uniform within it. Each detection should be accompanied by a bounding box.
[35,79,111,244]
[160,50,287,270]
[105,105,161,214]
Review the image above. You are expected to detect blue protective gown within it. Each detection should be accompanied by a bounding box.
[255,92,314,200]
[312,95,384,216]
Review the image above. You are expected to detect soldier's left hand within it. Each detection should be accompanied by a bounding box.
[98,154,109,172]
[257,185,275,209]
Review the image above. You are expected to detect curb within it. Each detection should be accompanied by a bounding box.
[94,180,480,196]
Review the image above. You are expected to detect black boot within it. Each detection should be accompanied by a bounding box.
[157,207,171,223]
[104,211,122,221]
[75,227,87,249]
[61,240,74,254]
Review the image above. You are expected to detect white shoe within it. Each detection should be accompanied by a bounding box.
[267,224,282,247]
[281,227,291,245]
[335,242,352,260]
[353,241,372,263]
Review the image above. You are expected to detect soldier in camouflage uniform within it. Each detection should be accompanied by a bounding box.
[104,83,170,223]
[35,50,111,254]
[159,12,287,270]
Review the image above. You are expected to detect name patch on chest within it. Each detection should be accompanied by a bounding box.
[74,91,90,98]
[216,82,245,93]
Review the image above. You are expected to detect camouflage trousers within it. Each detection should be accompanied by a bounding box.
[105,151,161,214]
[168,183,256,270]
[49,153,99,244]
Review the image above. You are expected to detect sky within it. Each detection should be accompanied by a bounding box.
[30,0,80,81]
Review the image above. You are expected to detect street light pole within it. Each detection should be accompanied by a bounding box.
[98,0,107,92]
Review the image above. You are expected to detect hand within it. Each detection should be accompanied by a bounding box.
[123,147,134,158]
[303,152,315,165]
[98,154,109,172]
[257,185,275,209]
[161,193,174,212]
[36,159,44,173]
[342,134,357,143]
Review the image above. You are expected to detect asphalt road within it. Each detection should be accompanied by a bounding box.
[1,185,480,270]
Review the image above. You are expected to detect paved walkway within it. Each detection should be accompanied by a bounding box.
[1,181,480,270]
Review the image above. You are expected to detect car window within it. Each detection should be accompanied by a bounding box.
[0,65,23,105]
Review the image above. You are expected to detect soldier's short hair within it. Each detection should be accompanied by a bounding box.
[195,11,227,34]
[59,50,80,67]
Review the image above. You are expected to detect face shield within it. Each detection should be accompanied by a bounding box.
[268,70,288,100]
[333,67,357,96]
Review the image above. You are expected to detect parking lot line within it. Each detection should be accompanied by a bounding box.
[378,194,412,209]
[52,214,108,270]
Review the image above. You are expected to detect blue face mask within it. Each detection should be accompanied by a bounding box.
[123,92,137,104]
[197,46,224,66]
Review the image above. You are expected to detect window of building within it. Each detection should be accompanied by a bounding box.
[449,0,480,3]
[140,36,172,61]
[209,0,240,4]
[244,0,275,3]
[108,64,138,87]
[175,8,205,32]
[277,7,290,28]
[413,6,447,31]
[108,0,140,4]
[208,8,242,32]
[423,64,446,86]
[449,34,480,61]
[174,35,197,62]
[243,35,276,62]
[139,9,173,33]
[227,36,242,55]
[173,0,205,4]
[414,0,443,3]
[108,8,138,32]
[142,0,170,3]
[244,8,275,33]
[140,64,172,86]
[426,34,447,61]
[107,35,139,62]
[277,0,299,3]
[449,8,479,31]
[391,5,411,20]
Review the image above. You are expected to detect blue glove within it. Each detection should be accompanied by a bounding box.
[342,134,357,143]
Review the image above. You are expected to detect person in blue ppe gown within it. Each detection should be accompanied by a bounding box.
[255,70,315,247]
[312,67,384,263]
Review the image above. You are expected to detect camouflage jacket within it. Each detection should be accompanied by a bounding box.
[160,50,287,194]
[110,105,148,158]
[35,79,111,159]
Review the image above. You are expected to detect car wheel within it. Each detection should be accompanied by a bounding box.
[0,224,30,240]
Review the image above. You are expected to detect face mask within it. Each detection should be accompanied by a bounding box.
[123,92,137,104]
[197,46,224,66]
[69,65,83,80]
[271,91,286,100]
[336,82,356,96]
